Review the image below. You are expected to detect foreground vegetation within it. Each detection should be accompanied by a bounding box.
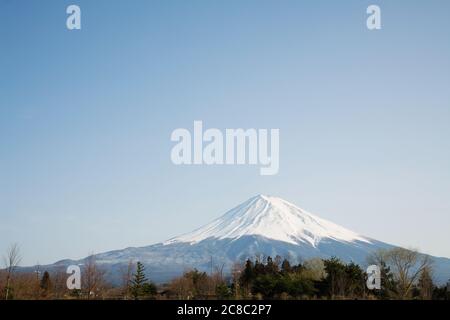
[1,244,449,300]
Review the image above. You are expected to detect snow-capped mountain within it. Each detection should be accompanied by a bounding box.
[20,195,450,284]
[165,195,370,246]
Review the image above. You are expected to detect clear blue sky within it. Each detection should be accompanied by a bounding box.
[1,0,450,265]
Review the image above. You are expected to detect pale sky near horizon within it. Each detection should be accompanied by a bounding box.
[1,0,450,265]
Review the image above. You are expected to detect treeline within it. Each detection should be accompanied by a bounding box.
[0,244,157,300]
[0,251,158,300]
[1,244,449,300]
[163,251,449,300]
[233,255,444,300]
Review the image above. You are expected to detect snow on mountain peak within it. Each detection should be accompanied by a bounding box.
[164,195,371,246]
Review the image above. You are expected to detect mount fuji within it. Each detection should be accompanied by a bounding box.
[23,195,450,284]
[165,195,372,246]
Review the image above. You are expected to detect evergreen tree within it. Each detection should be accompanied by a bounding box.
[215,283,232,299]
[130,262,156,299]
[40,271,52,291]
[432,282,449,300]
[323,257,347,298]
[252,273,280,298]
[285,273,316,298]
[265,256,279,274]
[240,259,255,293]
[344,262,365,298]
[141,282,157,297]
[254,260,265,276]
[40,271,52,297]
[373,260,397,299]
[281,259,292,274]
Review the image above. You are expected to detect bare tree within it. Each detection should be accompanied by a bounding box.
[119,259,134,299]
[214,263,225,282]
[168,274,194,299]
[3,243,22,300]
[52,267,69,299]
[82,254,106,300]
[389,248,431,299]
[303,258,326,281]
[417,266,434,300]
[372,248,432,299]
[231,262,243,299]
